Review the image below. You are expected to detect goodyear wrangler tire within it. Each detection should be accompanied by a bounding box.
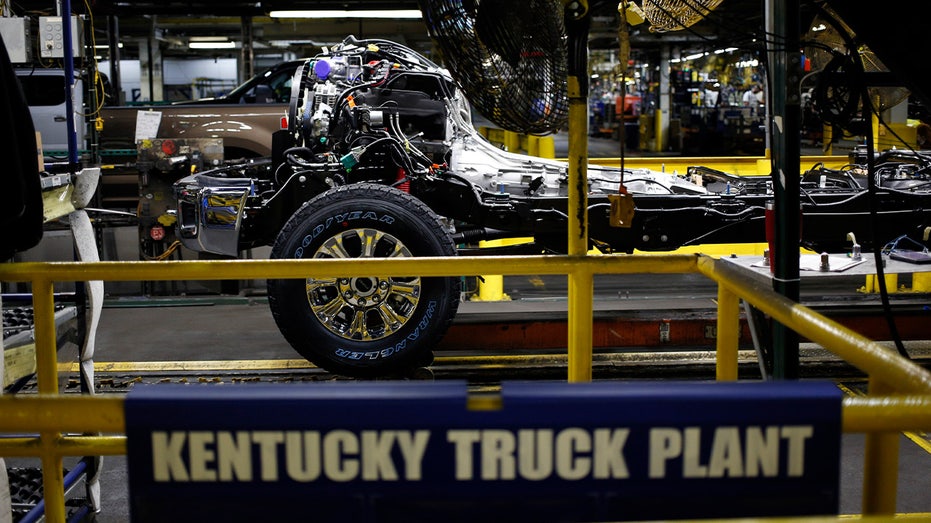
[267,183,460,377]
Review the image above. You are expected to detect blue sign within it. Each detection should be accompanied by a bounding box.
[125,380,842,522]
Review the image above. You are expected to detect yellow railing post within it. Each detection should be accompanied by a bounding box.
[567,267,594,383]
[715,283,740,381]
[861,377,900,516]
[33,278,59,396]
[32,277,66,523]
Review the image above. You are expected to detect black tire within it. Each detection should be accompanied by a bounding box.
[267,183,460,377]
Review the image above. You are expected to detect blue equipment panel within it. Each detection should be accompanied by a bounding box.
[125,380,842,522]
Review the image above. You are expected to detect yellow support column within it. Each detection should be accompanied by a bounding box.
[863,273,898,293]
[913,273,931,292]
[527,135,539,157]
[470,238,533,301]
[538,135,555,158]
[471,239,511,302]
[474,274,507,301]
[919,228,931,291]
[566,72,593,383]
[504,130,520,153]
[653,109,664,153]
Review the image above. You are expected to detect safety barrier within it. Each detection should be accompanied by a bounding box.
[1,253,930,522]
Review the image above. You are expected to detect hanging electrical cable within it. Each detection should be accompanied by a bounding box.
[838,20,912,360]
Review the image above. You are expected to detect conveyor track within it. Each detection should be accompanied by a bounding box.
[37,344,931,393]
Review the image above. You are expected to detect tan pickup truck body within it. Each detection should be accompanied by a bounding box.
[97,59,302,159]
[98,103,288,158]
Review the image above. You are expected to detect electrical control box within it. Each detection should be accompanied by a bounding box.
[38,15,84,59]
[0,17,32,63]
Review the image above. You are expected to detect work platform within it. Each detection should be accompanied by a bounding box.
[3,256,931,521]
[1,280,922,522]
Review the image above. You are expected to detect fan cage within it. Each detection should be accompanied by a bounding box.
[419,0,569,135]
[642,0,724,32]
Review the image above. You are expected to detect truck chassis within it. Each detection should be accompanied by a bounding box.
[165,37,931,377]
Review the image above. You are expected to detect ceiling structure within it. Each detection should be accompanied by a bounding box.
[9,0,767,67]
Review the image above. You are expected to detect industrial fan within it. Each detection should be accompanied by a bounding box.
[417,0,724,233]
[416,0,569,134]
[805,6,909,132]
[416,0,724,136]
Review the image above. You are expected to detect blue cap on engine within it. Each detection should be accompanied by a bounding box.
[314,59,331,80]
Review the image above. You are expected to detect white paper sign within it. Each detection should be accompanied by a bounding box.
[135,110,162,142]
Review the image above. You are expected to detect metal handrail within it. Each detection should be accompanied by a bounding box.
[1,253,930,522]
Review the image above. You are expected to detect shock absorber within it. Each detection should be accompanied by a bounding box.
[395,167,410,192]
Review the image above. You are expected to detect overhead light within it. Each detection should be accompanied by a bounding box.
[268,39,341,48]
[269,10,423,19]
[190,36,231,42]
[189,41,236,49]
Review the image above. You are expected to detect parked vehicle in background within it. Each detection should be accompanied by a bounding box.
[14,66,85,156]
[97,60,303,159]
[175,59,303,106]
[15,60,303,160]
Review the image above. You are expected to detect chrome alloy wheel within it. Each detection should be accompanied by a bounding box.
[306,228,421,341]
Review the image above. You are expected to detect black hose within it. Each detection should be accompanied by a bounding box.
[853,50,911,359]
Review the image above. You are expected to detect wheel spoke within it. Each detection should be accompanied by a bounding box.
[307,277,338,290]
[389,279,421,300]
[348,309,368,340]
[319,234,354,259]
[313,295,346,321]
[387,242,408,257]
[360,228,384,258]
[376,302,407,332]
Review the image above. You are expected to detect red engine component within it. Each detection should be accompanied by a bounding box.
[149,224,166,241]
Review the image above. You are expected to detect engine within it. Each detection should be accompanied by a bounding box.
[282,38,457,186]
[280,36,708,200]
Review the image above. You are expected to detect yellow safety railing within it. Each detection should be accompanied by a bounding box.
[1,254,930,522]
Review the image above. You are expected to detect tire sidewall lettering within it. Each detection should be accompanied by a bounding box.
[293,210,398,258]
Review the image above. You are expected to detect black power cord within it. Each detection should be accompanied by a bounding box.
[847,40,911,360]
